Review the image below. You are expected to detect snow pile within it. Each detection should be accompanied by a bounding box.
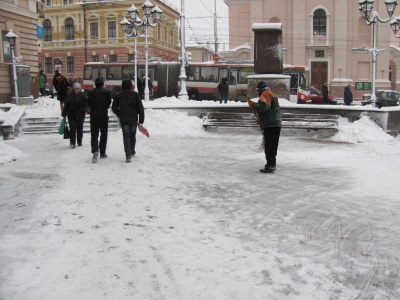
[0,141,22,164]
[331,115,394,143]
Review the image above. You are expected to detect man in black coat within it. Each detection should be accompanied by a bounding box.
[87,77,112,163]
[112,79,145,163]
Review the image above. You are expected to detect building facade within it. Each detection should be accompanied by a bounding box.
[225,0,400,99]
[0,0,41,103]
[38,0,180,85]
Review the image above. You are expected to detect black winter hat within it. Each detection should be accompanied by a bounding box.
[95,77,104,86]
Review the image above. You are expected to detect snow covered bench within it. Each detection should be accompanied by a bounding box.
[202,112,339,131]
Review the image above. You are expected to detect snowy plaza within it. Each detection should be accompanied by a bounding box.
[1,97,400,299]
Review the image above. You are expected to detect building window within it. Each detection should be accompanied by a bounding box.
[90,23,98,39]
[45,0,51,6]
[164,26,168,43]
[108,21,116,39]
[170,29,173,45]
[157,23,161,40]
[313,9,327,36]
[128,54,135,61]
[44,19,52,41]
[65,18,74,40]
[63,0,73,4]
[45,57,52,74]
[109,54,117,62]
[67,56,74,73]
[91,55,99,62]
[315,50,325,58]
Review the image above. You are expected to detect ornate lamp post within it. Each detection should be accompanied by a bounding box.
[358,0,398,101]
[178,0,188,99]
[5,29,20,105]
[120,1,163,102]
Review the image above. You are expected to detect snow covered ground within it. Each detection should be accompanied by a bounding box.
[1,97,400,299]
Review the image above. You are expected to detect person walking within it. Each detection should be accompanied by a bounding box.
[62,83,88,148]
[87,77,112,163]
[344,84,353,105]
[53,70,69,113]
[217,78,229,104]
[112,79,145,163]
[321,83,329,104]
[39,70,46,97]
[247,82,282,173]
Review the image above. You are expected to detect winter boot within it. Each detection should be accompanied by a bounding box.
[92,152,99,163]
[260,164,276,173]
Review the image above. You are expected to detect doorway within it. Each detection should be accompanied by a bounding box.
[311,61,328,90]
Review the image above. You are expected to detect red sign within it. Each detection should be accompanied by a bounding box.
[213,53,219,61]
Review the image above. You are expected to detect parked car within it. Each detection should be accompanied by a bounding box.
[361,90,400,108]
[45,83,55,98]
[360,94,372,106]
[308,86,337,105]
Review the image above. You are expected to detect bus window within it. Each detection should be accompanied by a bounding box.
[229,70,238,84]
[290,74,299,95]
[122,66,135,79]
[201,67,218,82]
[238,69,255,84]
[219,69,228,82]
[109,66,122,80]
[84,67,92,80]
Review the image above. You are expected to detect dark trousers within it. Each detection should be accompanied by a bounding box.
[68,115,85,146]
[90,116,109,154]
[121,123,137,157]
[262,127,281,166]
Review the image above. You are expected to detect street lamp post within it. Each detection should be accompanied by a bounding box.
[120,1,163,102]
[358,0,398,101]
[178,0,188,100]
[5,29,19,106]
[120,14,143,92]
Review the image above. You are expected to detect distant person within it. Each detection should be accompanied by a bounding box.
[217,78,229,104]
[321,83,329,104]
[68,74,76,86]
[39,70,46,97]
[247,82,282,173]
[112,79,145,163]
[344,84,353,105]
[87,77,112,163]
[53,70,69,112]
[62,83,88,149]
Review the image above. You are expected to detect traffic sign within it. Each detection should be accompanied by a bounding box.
[213,53,219,61]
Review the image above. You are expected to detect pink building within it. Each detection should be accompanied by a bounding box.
[225,0,400,99]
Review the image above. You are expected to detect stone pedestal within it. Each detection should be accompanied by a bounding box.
[247,74,290,100]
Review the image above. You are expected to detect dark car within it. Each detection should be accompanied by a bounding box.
[45,83,55,98]
[362,90,400,108]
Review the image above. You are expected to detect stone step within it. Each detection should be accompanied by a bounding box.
[20,114,120,135]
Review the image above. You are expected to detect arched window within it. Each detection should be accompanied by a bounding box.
[170,29,174,45]
[44,19,52,41]
[313,9,326,35]
[65,17,74,40]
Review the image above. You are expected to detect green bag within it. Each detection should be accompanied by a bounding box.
[58,118,65,135]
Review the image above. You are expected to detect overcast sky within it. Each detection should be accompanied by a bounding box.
[162,0,229,51]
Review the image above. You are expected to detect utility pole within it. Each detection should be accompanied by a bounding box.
[214,0,218,54]
[178,0,188,99]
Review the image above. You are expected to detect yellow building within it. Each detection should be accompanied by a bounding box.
[39,0,180,83]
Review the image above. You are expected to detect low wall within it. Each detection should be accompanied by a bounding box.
[152,103,400,137]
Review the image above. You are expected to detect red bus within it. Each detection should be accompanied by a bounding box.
[282,64,310,103]
[82,61,180,98]
[82,61,309,102]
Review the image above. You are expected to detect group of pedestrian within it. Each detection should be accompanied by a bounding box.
[61,77,145,164]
